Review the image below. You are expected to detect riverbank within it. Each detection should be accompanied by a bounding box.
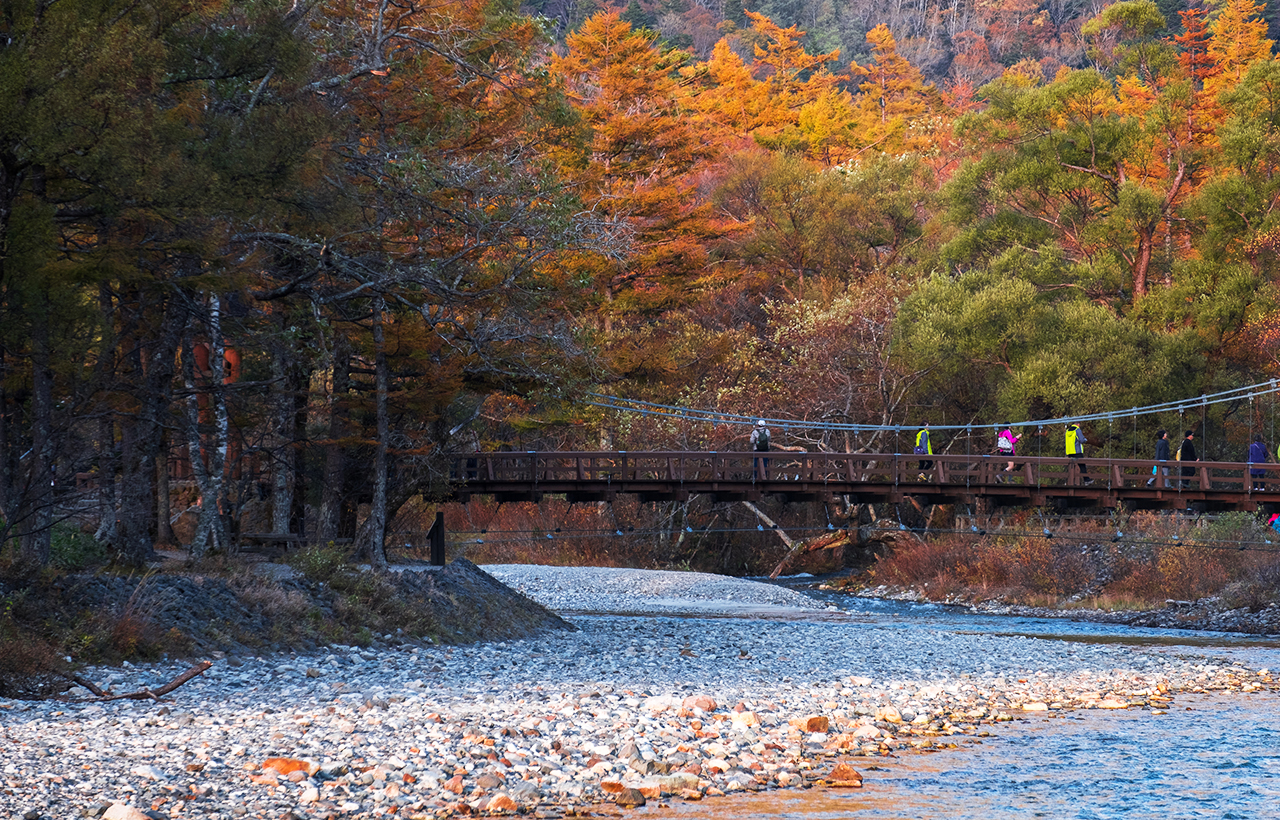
[853,582,1280,636]
[1,564,1275,820]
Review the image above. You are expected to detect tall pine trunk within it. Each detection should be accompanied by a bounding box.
[116,295,184,567]
[318,336,352,544]
[271,313,295,536]
[360,294,390,569]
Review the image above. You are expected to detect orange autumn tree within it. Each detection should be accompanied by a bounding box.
[551,11,725,340]
[742,11,843,154]
[1206,0,1274,95]
[849,25,941,155]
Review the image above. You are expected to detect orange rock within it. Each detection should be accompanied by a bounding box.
[262,758,319,777]
[680,763,702,776]
[681,694,717,712]
[828,762,862,785]
[444,775,465,794]
[600,781,625,794]
[248,774,279,786]
[486,794,518,812]
[790,715,829,733]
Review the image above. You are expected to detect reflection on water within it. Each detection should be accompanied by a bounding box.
[635,693,1280,820]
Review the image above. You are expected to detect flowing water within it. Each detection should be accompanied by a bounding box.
[639,581,1280,819]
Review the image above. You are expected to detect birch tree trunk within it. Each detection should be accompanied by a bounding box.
[183,298,230,558]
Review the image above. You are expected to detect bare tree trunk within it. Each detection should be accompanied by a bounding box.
[20,304,54,565]
[0,347,10,549]
[116,295,184,567]
[271,316,295,535]
[154,446,174,547]
[182,298,230,558]
[318,335,351,544]
[364,294,389,569]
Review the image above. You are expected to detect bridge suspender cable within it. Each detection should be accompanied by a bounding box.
[585,379,1280,433]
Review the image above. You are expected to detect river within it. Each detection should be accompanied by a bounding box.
[637,582,1280,820]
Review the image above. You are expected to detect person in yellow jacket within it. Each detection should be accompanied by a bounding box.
[1065,422,1093,485]
[914,422,933,479]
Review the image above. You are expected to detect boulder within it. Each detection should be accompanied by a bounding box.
[615,787,647,807]
[790,715,829,733]
[681,694,716,712]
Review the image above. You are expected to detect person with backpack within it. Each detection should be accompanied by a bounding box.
[1066,422,1092,484]
[997,427,1021,480]
[914,422,933,480]
[1249,433,1269,491]
[750,419,771,480]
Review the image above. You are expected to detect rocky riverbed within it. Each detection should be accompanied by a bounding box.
[1,564,1276,820]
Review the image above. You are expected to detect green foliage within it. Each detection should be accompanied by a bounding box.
[49,525,108,571]
[895,259,1201,425]
[1202,511,1271,545]
[288,544,352,584]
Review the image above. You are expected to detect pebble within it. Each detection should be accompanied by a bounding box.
[0,565,1275,819]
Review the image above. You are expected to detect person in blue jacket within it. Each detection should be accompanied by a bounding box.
[1249,433,1269,491]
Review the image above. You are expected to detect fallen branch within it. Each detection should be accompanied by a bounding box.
[742,501,794,550]
[62,661,213,703]
[769,529,851,579]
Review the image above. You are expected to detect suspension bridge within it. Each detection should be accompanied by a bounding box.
[447,450,1280,513]
[445,381,1280,515]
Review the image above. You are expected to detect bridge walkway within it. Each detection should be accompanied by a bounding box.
[447,451,1280,513]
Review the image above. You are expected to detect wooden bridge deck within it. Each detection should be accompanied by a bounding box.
[448,451,1280,512]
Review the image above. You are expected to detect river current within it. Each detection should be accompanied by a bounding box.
[638,582,1280,820]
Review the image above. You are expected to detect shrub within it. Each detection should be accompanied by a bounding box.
[50,523,108,571]
[289,543,351,582]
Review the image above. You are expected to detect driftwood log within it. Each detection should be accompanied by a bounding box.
[769,529,851,579]
[60,660,213,703]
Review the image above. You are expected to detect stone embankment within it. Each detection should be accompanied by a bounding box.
[1,565,1275,820]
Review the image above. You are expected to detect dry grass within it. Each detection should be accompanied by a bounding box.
[870,510,1280,609]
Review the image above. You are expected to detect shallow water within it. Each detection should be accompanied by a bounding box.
[634,692,1280,820]
[631,578,1280,819]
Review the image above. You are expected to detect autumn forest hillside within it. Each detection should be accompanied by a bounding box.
[3,0,1280,572]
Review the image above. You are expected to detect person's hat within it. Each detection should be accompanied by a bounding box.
[756,419,766,426]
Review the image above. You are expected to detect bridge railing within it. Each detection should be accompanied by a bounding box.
[453,451,1274,494]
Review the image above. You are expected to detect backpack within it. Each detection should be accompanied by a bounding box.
[997,432,1014,454]
[754,428,770,451]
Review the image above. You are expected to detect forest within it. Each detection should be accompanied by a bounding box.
[3,0,1280,571]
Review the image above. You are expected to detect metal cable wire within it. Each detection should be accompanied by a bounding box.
[586,379,1280,434]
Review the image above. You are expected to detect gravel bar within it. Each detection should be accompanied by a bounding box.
[1,564,1275,820]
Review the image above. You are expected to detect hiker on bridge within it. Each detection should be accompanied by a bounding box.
[751,419,771,480]
[1249,433,1270,491]
[1148,429,1170,488]
[997,427,1021,479]
[914,423,933,479]
[1179,430,1198,488]
[1065,423,1093,485]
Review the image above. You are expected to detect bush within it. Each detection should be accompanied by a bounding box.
[288,543,351,582]
[50,523,108,571]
